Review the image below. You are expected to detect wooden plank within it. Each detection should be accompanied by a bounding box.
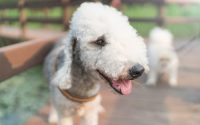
[0,2,17,9]
[0,0,59,10]
[122,0,200,4]
[0,17,18,22]
[0,26,66,40]
[1,16,200,26]
[27,17,62,24]
[166,17,200,24]
[0,17,62,24]
[25,0,62,9]
[0,37,60,82]
[0,0,199,10]
[122,0,165,4]
[0,0,83,10]
[166,0,200,4]
[128,17,162,23]
[24,0,83,9]
[129,17,200,24]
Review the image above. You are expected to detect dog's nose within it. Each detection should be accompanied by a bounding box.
[129,64,145,79]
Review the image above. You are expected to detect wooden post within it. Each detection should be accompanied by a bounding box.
[0,9,7,18]
[101,0,111,4]
[157,1,165,27]
[111,0,122,9]
[44,7,49,28]
[0,9,7,26]
[61,0,70,31]
[19,0,27,37]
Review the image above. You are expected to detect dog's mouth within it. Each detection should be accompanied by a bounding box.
[97,70,133,95]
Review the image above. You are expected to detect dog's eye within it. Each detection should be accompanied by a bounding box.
[95,38,106,46]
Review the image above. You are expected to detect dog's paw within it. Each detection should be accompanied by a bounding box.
[48,113,58,124]
[169,79,178,87]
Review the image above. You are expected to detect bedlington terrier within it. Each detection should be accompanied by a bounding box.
[146,27,179,86]
[44,2,148,125]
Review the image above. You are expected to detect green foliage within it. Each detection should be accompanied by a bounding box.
[123,4,157,18]
[0,37,23,47]
[166,4,200,17]
[167,23,200,37]
[122,4,200,37]
[0,66,49,125]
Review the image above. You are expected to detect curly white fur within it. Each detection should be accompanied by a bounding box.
[70,2,148,77]
[44,2,148,125]
[146,27,179,86]
[51,2,149,88]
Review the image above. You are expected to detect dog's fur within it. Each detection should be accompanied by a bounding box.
[44,2,148,125]
[146,27,179,86]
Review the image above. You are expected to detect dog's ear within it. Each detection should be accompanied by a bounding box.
[51,35,77,89]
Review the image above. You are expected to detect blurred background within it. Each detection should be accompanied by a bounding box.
[0,0,200,125]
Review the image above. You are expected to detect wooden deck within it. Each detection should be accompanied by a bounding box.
[24,40,200,125]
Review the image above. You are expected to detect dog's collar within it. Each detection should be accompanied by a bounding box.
[58,87,98,103]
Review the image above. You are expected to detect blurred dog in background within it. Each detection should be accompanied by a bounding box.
[146,27,179,86]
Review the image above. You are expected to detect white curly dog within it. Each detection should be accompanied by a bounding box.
[146,27,179,86]
[44,2,148,125]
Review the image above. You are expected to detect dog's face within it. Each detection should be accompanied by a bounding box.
[69,3,148,95]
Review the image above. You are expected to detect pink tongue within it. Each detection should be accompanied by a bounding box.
[112,80,132,95]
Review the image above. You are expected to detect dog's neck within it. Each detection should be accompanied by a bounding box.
[67,55,101,98]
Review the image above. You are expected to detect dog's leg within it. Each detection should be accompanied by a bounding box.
[146,70,157,86]
[58,116,73,125]
[169,66,178,86]
[80,95,103,125]
[80,109,99,125]
[48,105,58,124]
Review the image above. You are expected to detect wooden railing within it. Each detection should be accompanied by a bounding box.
[122,0,200,26]
[1,0,200,34]
[0,0,91,35]
[0,0,91,81]
[0,37,59,81]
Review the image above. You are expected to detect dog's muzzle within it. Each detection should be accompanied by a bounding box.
[97,64,145,95]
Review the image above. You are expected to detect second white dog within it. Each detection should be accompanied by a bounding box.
[146,27,179,86]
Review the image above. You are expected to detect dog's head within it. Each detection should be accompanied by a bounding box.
[149,27,173,47]
[54,2,148,95]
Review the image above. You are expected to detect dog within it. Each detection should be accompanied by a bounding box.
[146,27,179,86]
[44,2,148,125]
